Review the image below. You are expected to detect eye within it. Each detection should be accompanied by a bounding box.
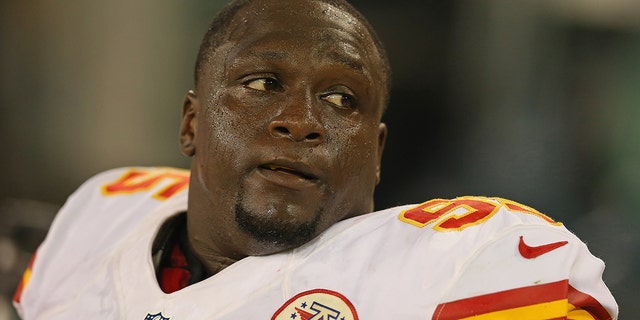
[321,92,357,109]
[243,77,282,92]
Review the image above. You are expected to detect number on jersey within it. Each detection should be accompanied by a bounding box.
[399,196,560,231]
[102,168,190,200]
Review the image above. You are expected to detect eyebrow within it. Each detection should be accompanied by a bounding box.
[326,51,365,74]
[228,49,287,66]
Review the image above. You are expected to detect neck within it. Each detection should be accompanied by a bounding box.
[184,227,241,276]
[199,254,239,276]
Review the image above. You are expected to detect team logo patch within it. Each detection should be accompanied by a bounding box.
[272,289,358,320]
[144,312,170,320]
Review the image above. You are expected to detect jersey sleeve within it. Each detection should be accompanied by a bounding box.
[12,166,190,319]
[425,198,618,319]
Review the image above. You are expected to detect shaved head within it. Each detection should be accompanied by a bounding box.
[193,0,391,107]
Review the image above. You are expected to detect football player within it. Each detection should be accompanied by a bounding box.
[14,0,617,319]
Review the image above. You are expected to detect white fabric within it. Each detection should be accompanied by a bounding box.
[14,167,618,319]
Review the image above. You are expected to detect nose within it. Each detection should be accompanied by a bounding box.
[268,98,326,145]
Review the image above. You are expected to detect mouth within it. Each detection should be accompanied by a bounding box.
[259,163,318,181]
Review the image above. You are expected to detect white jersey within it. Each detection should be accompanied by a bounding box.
[14,167,618,319]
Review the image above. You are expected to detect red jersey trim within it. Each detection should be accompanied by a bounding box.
[13,251,37,303]
[432,279,613,320]
[568,284,612,320]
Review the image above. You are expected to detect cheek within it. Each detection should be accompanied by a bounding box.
[322,122,380,216]
[330,122,378,180]
[204,94,260,153]
[195,98,259,187]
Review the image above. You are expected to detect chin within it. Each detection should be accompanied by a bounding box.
[234,201,323,252]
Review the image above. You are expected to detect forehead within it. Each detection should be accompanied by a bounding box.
[212,0,386,102]
[210,0,388,102]
[235,0,363,31]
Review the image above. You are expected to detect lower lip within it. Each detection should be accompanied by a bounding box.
[255,167,319,190]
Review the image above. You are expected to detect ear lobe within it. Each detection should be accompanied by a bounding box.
[179,90,198,157]
[375,122,387,185]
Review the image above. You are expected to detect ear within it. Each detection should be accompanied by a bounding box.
[179,90,198,157]
[375,122,387,185]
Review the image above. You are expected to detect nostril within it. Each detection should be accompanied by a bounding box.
[268,121,324,143]
[274,126,290,136]
[306,132,321,140]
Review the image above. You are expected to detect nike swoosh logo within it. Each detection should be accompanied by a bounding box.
[518,236,568,259]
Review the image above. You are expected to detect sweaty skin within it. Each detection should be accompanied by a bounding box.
[179,0,388,275]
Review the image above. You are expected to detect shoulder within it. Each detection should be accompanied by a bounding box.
[17,167,190,299]
[45,165,190,242]
[327,196,565,243]
[75,166,190,201]
[36,167,189,240]
[306,196,568,270]
[38,165,190,246]
[381,196,616,319]
[396,196,561,231]
[386,196,588,262]
[314,195,590,281]
[54,166,189,219]
[14,167,190,317]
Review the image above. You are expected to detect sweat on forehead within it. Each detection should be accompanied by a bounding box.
[193,0,391,106]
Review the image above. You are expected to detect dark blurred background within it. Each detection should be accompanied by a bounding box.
[1,0,638,318]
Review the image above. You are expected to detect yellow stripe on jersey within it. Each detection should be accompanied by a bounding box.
[567,303,598,320]
[461,299,568,320]
[21,267,32,288]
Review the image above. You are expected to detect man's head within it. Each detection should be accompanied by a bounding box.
[179,0,390,273]
[193,0,391,105]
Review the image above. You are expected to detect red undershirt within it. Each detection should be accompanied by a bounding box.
[158,243,191,293]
